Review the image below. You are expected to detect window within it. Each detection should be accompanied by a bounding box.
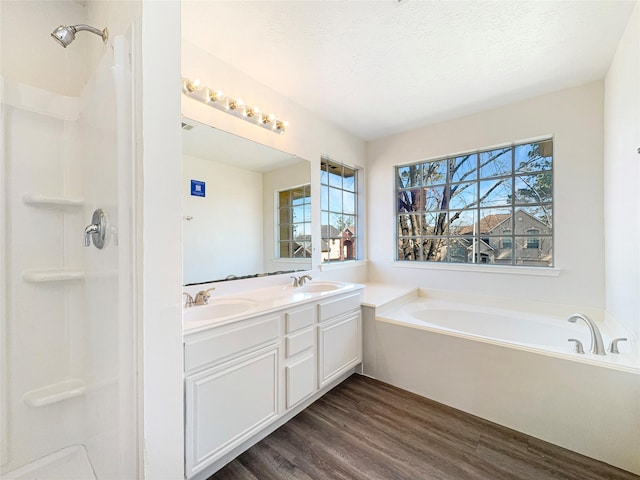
[501,230,512,249]
[277,185,311,259]
[526,229,540,249]
[321,158,358,262]
[396,138,553,267]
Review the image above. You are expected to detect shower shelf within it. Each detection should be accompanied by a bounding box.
[23,379,86,407]
[22,193,84,208]
[22,270,85,283]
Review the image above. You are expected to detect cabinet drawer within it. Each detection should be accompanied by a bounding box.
[285,328,314,358]
[318,293,361,322]
[184,314,279,373]
[285,353,315,409]
[285,304,315,333]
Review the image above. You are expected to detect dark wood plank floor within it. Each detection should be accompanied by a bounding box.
[209,374,639,480]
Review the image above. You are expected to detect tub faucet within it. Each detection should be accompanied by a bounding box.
[567,313,606,355]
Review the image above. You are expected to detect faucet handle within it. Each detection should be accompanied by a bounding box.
[194,288,215,305]
[568,338,585,354]
[609,338,628,354]
[183,292,194,308]
[290,276,299,287]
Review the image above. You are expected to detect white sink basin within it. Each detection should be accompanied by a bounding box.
[183,298,258,322]
[287,282,343,293]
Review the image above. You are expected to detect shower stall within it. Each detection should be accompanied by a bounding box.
[1,1,140,477]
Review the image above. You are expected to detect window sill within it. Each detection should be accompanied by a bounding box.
[392,261,561,277]
[272,258,312,264]
[319,259,368,271]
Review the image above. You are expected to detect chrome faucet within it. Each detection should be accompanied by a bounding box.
[183,292,195,308]
[290,274,313,287]
[567,313,606,355]
[194,288,215,305]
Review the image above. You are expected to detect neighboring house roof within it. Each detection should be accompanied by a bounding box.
[292,242,312,258]
[486,208,550,234]
[455,208,550,236]
[342,226,355,237]
[456,214,510,235]
[321,225,341,238]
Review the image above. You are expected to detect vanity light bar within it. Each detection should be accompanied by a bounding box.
[182,77,288,135]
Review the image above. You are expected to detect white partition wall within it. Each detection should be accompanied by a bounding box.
[0,2,140,477]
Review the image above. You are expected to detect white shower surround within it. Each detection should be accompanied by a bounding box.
[0,3,138,476]
[365,290,640,475]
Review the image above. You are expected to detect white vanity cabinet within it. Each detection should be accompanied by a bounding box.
[317,293,362,388]
[184,287,363,480]
[184,314,280,477]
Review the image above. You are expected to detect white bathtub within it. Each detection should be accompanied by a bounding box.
[364,292,640,475]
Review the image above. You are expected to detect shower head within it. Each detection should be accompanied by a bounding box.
[51,24,108,48]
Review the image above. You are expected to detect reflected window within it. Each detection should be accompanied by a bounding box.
[396,138,553,267]
[277,184,311,258]
[321,158,359,262]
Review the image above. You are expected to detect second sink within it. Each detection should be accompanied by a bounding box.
[183,298,258,323]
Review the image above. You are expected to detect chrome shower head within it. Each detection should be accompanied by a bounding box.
[51,24,108,48]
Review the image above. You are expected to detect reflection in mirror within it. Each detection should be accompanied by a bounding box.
[182,118,312,285]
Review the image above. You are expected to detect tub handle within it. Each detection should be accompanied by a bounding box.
[608,338,628,354]
[568,338,585,354]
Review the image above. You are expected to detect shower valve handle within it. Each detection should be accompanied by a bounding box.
[84,209,108,249]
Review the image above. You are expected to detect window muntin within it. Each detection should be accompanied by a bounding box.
[321,159,358,262]
[396,139,553,267]
[277,184,311,258]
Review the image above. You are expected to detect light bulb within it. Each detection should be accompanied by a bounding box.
[208,89,223,102]
[185,78,202,92]
[262,113,275,124]
[229,98,244,110]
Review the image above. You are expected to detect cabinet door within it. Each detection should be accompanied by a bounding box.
[285,353,315,409]
[318,311,362,388]
[185,346,278,477]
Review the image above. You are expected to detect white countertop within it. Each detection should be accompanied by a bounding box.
[183,281,364,335]
[360,282,418,309]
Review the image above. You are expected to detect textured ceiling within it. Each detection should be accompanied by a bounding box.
[182,1,636,140]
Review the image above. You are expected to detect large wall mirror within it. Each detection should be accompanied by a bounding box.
[182,118,312,285]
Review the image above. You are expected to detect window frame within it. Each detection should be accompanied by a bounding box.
[276,183,312,260]
[395,137,553,268]
[320,157,359,263]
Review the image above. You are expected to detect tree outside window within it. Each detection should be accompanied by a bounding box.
[396,138,553,267]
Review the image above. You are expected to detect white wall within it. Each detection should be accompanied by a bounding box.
[604,2,640,340]
[140,1,184,478]
[367,82,605,309]
[183,154,264,283]
[0,0,88,96]
[181,40,367,283]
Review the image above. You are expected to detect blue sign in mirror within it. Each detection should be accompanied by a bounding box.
[191,179,205,197]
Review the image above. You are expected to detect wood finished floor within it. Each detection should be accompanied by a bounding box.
[209,374,639,480]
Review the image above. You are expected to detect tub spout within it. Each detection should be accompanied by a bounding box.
[567,314,606,355]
